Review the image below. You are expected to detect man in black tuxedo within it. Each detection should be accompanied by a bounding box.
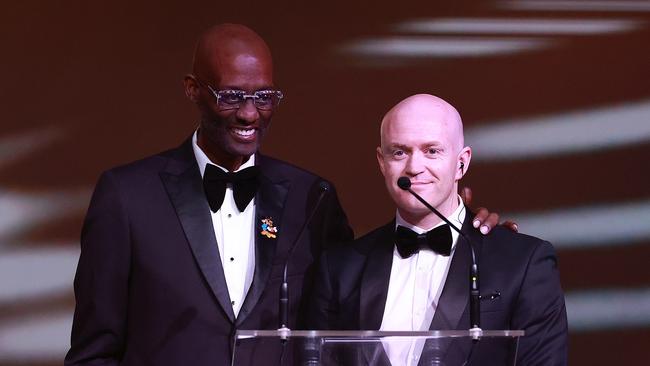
[309,94,568,365]
[65,25,503,365]
[65,23,355,366]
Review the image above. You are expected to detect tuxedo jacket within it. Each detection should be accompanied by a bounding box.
[65,138,353,366]
[309,214,568,365]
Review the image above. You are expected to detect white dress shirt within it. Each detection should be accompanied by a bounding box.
[192,131,256,318]
[379,199,467,366]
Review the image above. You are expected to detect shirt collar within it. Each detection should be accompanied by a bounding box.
[393,196,467,253]
[395,196,466,232]
[192,129,256,178]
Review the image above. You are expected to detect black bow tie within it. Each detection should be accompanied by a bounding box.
[203,164,260,212]
[394,224,453,258]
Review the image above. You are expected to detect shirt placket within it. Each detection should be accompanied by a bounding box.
[410,252,433,365]
[221,185,242,314]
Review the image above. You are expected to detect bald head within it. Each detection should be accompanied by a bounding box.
[192,23,274,84]
[380,94,464,153]
[185,24,276,172]
[376,94,471,226]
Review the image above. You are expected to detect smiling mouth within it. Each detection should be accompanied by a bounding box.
[229,127,258,142]
[410,181,433,186]
[232,127,256,136]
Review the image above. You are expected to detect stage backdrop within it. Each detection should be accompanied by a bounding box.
[1,1,648,365]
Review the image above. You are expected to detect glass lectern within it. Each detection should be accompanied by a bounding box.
[233,329,524,365]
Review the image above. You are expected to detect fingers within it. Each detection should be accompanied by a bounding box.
[472,208,500,235]
[502,220,519,232]
[460,187,473,206]
[464,188,512,235]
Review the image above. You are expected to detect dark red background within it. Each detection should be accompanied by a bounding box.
[1,1,648,364]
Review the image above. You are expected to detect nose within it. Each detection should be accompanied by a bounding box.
[235,98,260,124]
[405,152,425,177]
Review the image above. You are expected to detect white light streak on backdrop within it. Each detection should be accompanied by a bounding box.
[395,18,641,35]
[504,200,650,249]
[340,37,550,58]
[466,99,650,161]
[500,0,650,12]
[0,128,64,169]
[566,287,650,331]
[0,189,91,245]
[0,246,79,302]
[0,311,73,363]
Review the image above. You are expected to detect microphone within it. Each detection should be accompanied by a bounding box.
[397,177,482,339]
[279,181,330,333]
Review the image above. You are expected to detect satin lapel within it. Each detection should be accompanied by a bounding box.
[236,172,290,325]
[429,234,471,330]
[160,140,235,322]
[426,213,483,365]
[359,222,395,330]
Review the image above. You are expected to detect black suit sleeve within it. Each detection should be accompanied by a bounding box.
[320,182,354,246]
[65,171,130,365]
[306,250,336,330]
[298,182,352,329]
[512,241,568,366]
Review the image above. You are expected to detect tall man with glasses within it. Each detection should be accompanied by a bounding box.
[65,24,503,365]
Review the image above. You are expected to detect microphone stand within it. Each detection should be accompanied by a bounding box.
[277,182,330,366]
[397,177,483,340]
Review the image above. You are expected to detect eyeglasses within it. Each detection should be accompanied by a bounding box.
[195,77,284,111]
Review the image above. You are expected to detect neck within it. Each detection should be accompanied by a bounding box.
[197,130,250,171]
[399,192,459,229]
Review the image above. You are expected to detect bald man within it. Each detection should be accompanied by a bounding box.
[309,95,567,365]
[65,24,355,365]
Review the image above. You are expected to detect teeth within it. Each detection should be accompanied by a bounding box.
[233,128,255,137]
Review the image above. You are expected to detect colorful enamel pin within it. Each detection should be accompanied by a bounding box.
[260,217,278,239]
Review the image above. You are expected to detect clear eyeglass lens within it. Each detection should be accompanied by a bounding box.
[215,90,282,110]
[217,90,246,106]
[254,91,278,109]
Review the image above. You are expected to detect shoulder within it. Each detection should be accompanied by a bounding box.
[257,154,327,183]
[318,222,393,282]
[257,154,347,203]
[354,222,396,249]
[95,142,190,190]
[111,149,174,175]
[100,151,169,183]
[328,221,394,259]
[489,225,554,249]
[482,225,558,267]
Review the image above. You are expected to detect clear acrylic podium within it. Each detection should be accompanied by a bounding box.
[233,329,524,365]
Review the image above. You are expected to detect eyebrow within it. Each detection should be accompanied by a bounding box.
[219,85,277,92]
[386,141,443,150]
[385,143,411,151]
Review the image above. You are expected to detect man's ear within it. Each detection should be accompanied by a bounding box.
[456,146,472,180]
[376,146,386,176]
[183,74,200,103]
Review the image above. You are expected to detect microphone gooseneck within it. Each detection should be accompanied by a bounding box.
[397,176,482,339]
[279,181,330,332]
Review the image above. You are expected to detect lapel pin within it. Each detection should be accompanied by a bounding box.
[260,217,278,239]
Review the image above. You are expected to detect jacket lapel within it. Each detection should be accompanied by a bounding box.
[429,239,470,330]
[160,139,236,322]
[236,155,290,326]
[429,213,482,330]
[423,212,483,365]
[359,221,395,330]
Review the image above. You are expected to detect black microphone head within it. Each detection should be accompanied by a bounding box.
[397,177,411,190]
[318,181,330,192]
